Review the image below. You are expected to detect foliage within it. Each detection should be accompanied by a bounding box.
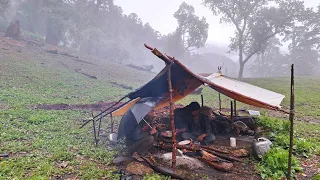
[255,116,290,133]
[250,37,290,77]
[202,0,310,77]
[270,134,314,157]
[173,2,209,55]
[257,147,302,180]
[21,31,45,43]
[143,173,170,180]
[256,116,316,157]
[312,174,320,180]
[254,115,320,179]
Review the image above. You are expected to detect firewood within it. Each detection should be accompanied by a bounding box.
[198,157,233,171]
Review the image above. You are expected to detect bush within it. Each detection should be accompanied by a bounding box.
[257,147,302,180]
[21,31,45,43]
[255,116,290,134]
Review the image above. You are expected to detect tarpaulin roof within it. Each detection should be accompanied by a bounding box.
[111,44,286,116]
[204,73,285,109]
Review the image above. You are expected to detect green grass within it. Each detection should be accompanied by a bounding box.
[1,41,320,179]
[0,44,150,179]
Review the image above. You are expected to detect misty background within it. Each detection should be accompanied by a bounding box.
[1,0,319,78]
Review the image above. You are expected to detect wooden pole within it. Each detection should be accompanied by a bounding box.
[168,65,176,168]
[201,95,204,107]
[110,114,114,133]
[97,110,103,137]
[234,100,237,117]
[287,64,295,180]
[230,101,233,120]
[92,113,98,147]
[219,93,221,111]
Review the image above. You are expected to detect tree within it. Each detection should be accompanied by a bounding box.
[18,0,45,34]
[283,3,320,76]
[250,37,289,77]
[0,0,11,22]
[203,0,303,78]
[173,2,209,56]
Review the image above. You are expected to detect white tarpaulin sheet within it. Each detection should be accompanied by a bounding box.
[204,73,285,108]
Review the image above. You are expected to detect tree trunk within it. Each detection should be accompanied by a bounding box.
[238,32,244,78]
[238,48,244,78]
[5,20,21,40]
[238,62,244,78]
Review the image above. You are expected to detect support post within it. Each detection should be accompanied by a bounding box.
[92,113,98,147]
[218,93,221,111]
[230,101,233,120]
[287,64,295,180]
[234,100,237,117]
[201,95,204,107]
[110,114,114,133]
[97,110,103,137]
[168,65,176,169]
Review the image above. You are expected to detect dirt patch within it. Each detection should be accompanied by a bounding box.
[75,68,97,79]
[110,81,133,90]
[296,155,320,180]
[33,101,123,111]
[0,101,10,110]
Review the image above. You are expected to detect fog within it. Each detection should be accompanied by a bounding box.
[1,0,319,78]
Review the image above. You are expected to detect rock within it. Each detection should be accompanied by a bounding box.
[57,161,69,168]
[230,149,249,157]
[125,162,153,175]
[154,152,204,169]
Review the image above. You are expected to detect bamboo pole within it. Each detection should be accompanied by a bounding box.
[167,65,176,169]
[287,64,295,180]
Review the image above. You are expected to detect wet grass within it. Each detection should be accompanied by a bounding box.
[0,44,150,179]
[1,41,319,179]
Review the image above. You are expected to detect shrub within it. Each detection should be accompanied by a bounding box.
[257,147,302,180]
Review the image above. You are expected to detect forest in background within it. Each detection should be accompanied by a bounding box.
[0,0,319,77]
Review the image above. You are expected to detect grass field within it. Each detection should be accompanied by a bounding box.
[0,39,319,179]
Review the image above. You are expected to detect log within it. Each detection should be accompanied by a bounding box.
[142,156,196,180]
[200,150,219,162]
[201,146,229,154]
[204,149,242,162]
[199,157,233,172]
[157,143,201,152]
[158,144,234,171]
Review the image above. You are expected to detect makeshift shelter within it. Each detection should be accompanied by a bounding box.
[80,44,287,168]
[109,45,286,117]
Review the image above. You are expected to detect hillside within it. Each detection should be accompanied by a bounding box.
[0,36,155,106]
[0,37,320,179]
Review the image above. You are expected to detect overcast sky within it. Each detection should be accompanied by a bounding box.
[115,0,319,46]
